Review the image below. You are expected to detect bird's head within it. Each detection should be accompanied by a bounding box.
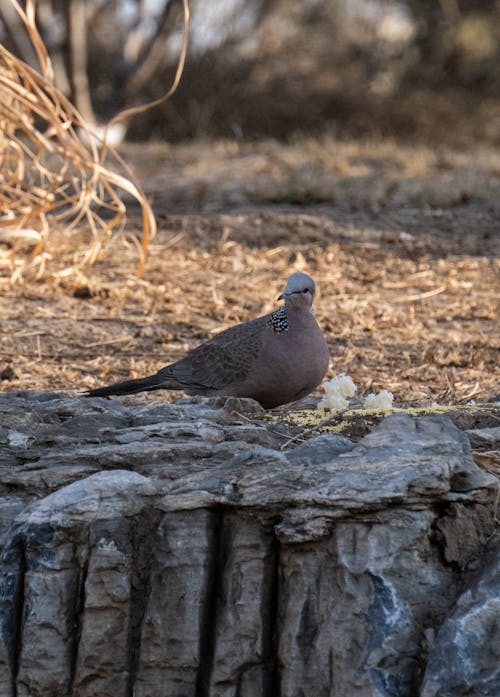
[278,272,316,308]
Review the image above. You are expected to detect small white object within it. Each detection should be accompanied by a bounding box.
[80,122,127,147]
[319,374,357,410]
[363,390,394,410]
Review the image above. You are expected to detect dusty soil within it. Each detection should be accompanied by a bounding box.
[0,138,499,407]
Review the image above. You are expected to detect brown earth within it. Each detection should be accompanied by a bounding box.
[0,138,499,407]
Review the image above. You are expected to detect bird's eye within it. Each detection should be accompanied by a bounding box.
[303,288,308,293]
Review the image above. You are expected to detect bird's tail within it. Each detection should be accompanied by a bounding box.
[86,374,164,398]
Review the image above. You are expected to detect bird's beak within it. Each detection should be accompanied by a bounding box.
[277,291,286,301]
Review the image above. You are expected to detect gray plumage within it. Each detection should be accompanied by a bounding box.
[86,272,329,409]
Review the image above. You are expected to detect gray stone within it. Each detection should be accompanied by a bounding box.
[0,391,498,697]
[421,540,500,697]
[466,425,500,450]
[286,433,354,465]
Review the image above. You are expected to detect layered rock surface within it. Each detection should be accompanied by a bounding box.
[0,391,498,697]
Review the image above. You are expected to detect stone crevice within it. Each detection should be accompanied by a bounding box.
[195,508,225,697]
[67,543,90,696]
[11,535,27,697]
[264,533,281,697]
[126,510,163,697]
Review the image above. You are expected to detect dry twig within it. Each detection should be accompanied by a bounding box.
[0,0,190,283]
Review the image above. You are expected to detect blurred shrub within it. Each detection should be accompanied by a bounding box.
[2,0,500,143]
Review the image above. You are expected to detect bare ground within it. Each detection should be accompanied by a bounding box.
[0,138,499,408]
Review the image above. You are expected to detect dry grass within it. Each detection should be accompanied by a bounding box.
[0,44,155,281]
[0,7,497,482]
[0,0,194,282]
[0,134,498,409]
[0,46,498,407]
[125,137,500,212]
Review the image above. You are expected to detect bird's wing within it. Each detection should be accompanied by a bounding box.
[157,315,268,390]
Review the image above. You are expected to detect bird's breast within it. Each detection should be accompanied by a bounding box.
[263,313,329,385]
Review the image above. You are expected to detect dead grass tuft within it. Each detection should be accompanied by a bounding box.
[0,0,158,284]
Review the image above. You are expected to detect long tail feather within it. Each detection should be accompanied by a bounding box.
[86,374,164,398]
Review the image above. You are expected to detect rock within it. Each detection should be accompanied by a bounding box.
[466,425,500,450]
[0,391,498,697]
[286,433,354,465]
[421,539,500,697]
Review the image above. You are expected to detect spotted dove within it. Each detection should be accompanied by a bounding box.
[86,272,329,408]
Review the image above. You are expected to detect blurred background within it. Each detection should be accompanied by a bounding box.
[2,0,500,145]
[1,0,498,404]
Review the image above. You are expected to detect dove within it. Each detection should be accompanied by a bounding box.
[86,272,329,409]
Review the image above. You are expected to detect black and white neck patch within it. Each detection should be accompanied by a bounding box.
[269,306,288,332]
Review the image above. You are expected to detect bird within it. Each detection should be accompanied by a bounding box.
[86,272,329,409]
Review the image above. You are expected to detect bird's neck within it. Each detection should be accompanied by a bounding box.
[268,302,315,333]
[284,300,314,316]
